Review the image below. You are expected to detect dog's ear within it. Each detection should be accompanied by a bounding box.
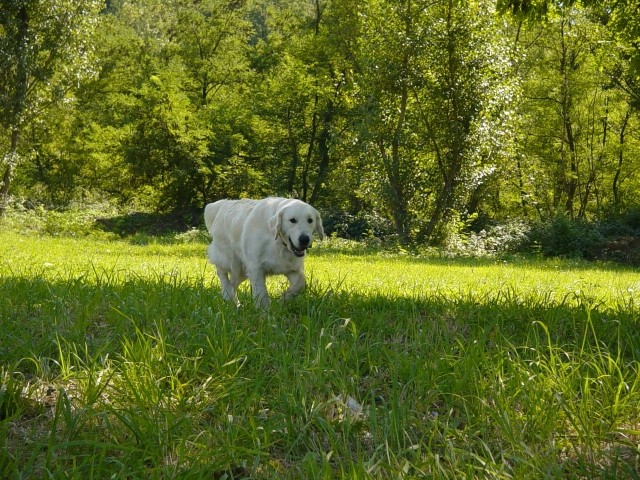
[269,209,283,240]
[314,209,324,240]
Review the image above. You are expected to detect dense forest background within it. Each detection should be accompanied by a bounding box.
[1,0,640,254]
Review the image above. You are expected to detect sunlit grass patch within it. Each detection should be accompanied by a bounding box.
[1,232,639,478]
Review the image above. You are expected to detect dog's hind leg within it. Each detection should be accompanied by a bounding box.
[217,267,239,306]
[248,269,270,309]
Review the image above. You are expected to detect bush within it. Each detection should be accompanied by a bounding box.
[321,210,395,240]
[530,214,604,258]
[596,208,640,238]
[442,216,531,258]
[1,202,117,238]
[441,213,640,264]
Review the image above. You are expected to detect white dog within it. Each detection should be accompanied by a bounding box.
[204,197,324,308]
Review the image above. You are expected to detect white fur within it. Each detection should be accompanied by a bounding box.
[204,197,324,308]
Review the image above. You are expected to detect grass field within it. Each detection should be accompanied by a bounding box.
[1,230,640,479]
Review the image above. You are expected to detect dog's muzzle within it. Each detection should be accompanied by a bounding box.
[289,235,311,257]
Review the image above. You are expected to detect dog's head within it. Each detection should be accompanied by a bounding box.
[269,199,324,258]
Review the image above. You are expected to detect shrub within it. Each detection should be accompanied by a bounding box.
[321,210,395,240]
[442,217,531,258]
[596,208,640,238]
[1,202,117,238]
[530,213,604,258]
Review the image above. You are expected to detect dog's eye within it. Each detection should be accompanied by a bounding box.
[307,218,313,224]
[289,218,297,224]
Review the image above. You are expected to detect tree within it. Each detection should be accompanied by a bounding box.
[173,0,251,107]
[509,3,640,221]
[355,0,432,244]
[498,0,640,85]
[418,0,517,240]
[355,0,516,243]
[247,0,355,208]
[0,0,102,214]
[3,0,640,245]
[71,0,259,210]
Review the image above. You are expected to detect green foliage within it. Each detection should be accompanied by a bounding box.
[321,210,395,240]
[121,70,210,210]
[531,213,605,258]
[2,0,640,254]
[0,0,102,210]
[351,0,522,243]
[0,367,24,421]
[442,215,532,257]
[0,203,116,238]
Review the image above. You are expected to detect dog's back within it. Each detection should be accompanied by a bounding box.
[204,199,262,234]
[204,200,225,233]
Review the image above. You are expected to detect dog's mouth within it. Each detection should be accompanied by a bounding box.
[289,238,309,257]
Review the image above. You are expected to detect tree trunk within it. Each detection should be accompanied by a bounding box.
[421,0,465,241]
[0,130,20,214]
[309,99,334,206]
[612,108,630,211]
[381,73,410,244]
[559,16,578,218]
[301,94,319,202]
[579,95,608,218]
[422,153,462,241]
[517,156,528,217]
[285,108,301,195]
[0,3,29,216]
[377,139,409,244]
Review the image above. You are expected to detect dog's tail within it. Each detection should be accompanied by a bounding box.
[204,201,223,234]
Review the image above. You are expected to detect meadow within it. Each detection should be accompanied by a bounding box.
[1,230,639,479]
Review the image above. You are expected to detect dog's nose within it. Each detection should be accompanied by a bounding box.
[299,234,310,247]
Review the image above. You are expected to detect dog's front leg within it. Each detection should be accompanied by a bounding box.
[283,270,306,301]
[249,269,270,309]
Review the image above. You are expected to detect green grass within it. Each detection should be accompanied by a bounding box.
[1,231,639,479]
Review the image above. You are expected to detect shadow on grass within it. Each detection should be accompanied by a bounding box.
[95,210,202,237]
[1,272,639,479]
[1,271,638,368]
[312,245,640,274]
